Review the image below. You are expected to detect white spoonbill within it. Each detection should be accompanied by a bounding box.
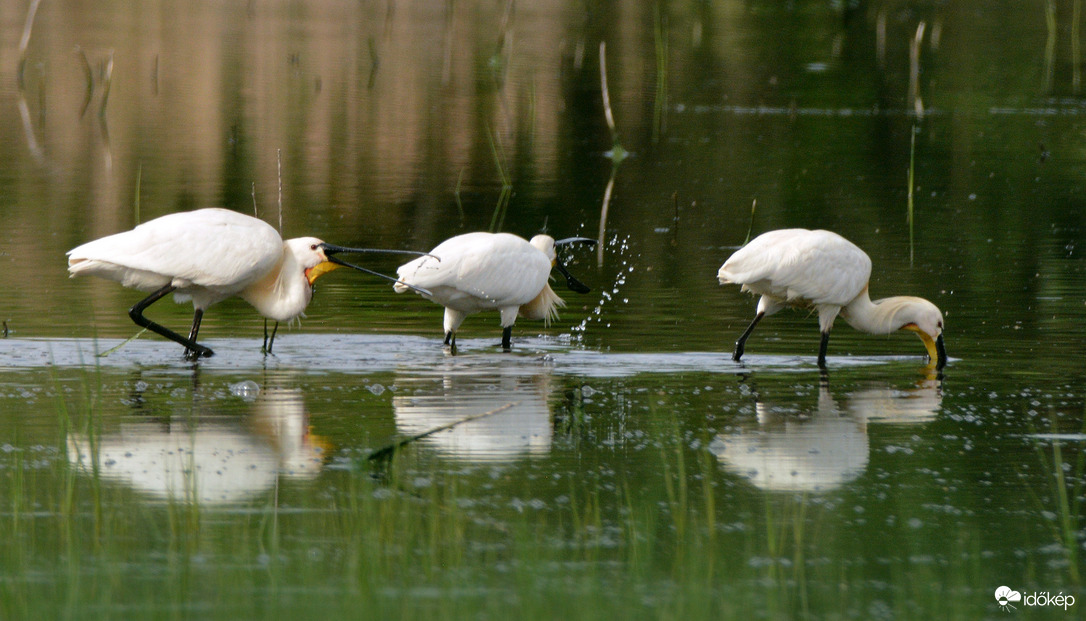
[394,232,597,350]
[718,229,946,369]
[67,207,423,359]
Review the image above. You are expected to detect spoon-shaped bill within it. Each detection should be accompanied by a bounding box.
[319,243,438,261]
[555,261,591,294]
[326,256,433,297]
[552,237,597,294]
[935,333,947,370]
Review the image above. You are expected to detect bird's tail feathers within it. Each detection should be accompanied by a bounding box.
[519,282,565,325]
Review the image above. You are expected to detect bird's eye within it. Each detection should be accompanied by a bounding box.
[310,244,319,251]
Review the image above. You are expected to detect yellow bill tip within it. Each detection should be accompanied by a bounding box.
[903,323,941,367]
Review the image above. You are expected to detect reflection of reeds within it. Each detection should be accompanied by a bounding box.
[16,0,46,164]
[743,199,757,246]
[486,126,512,232]
[134,161,142,225]
[75,47,93,118]
[367,36,379,89]
[277,148,284,233]
[1046,1,1057,92]
[599,42,617,141]
[908,22,926,119]
[1075,0,1083,92]
[17,0,43,90]
[597,165,616,267]
[652,4,669,144]
[908,126,917,266]
[597,42,627,265]
[454,167,466,223]
[99,52,114,120]
[876,9,887,69]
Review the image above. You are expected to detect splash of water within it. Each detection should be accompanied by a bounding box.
[568,233,636,341]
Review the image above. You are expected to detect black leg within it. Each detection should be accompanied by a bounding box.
[187,309,203,341]
[262,320,279,355]
[501,326,512,350]
[817,331,830,368]
[733,312,765,362]
[268,321,279,354]
[444,331,454,347]
[182,309,205,360]
[128,284,214,358]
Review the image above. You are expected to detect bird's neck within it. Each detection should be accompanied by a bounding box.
[241,248,312,321]
[840,289,917,335]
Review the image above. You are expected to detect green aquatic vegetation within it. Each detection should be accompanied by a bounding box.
[908,125,917,266]
[652,2,669,145]
[486,125,512,233]
[1029,414,1085,586]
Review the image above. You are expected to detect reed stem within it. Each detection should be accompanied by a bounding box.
[908,125,917,266]
[17,0,43,90]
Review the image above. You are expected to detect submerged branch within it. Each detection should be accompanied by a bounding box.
[366,402,519,462]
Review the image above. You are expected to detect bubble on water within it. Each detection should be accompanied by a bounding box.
[230,380,260,401]
[367,384,386,396]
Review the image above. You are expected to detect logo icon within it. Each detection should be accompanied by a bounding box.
[995,586,1022,611]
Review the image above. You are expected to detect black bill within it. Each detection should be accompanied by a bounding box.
[553,237,597,294]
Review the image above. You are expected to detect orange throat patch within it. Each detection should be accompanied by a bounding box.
[305,260,341,285]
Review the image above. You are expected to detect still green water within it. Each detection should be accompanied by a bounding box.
[1,0,1084,618]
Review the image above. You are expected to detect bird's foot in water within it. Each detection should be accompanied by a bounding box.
[183,346,214,361]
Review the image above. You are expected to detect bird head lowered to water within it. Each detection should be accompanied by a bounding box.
[868,295,946,369]
[719,228,948,370]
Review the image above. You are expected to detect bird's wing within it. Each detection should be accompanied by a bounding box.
[397,233,551,304]
[68,209,283,288]
[721,229,871,306]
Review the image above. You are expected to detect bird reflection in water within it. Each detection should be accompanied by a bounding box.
[66,384,329,505]
[710,376,942,492]
[391,366,554,462]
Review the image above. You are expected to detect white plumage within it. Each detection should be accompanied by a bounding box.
[395,232,594,349]
[718,229,946,368]
[67,208,348,358]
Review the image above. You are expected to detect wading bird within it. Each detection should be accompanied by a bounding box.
[394,232,597,350]
[718,228,946,369]
[67,208,421,359]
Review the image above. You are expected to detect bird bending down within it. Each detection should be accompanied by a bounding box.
[718,229,947,369]
[67,208,414,359]
[394,232,596,350]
